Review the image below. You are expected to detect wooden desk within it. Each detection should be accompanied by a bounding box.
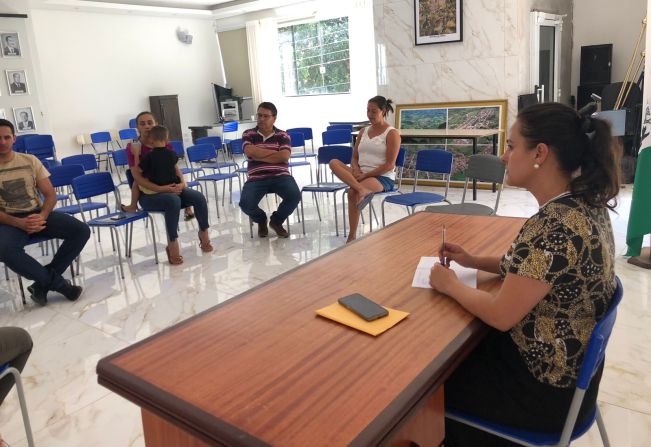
[399,129,504,200]
[97,213,525,447]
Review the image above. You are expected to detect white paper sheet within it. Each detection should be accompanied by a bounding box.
[411,257,478,289]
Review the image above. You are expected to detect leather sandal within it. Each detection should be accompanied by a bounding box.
[198,232,214,253]
[165,246,184,265]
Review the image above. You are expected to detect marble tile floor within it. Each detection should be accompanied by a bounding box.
[0,179,649,446]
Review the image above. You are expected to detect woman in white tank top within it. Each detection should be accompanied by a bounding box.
[330,96,401,242]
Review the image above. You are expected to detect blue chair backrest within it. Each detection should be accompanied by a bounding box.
[415,149,453,174]
[49,164,85,188]
[24,134,55,160]
[327,124,354,132]
[187,144,217,164]
[112,149,128,167]
[223,121,238,132]
[465,154,506,184]
[72,172,115,200]
[62,154,98,172]
[169,140,185,158]
[13,134,38,153]
[118,128,138,141]
[317,145,353,165]
[577,276,623,389]
[195,136,222,148]
[129,118,137,129]
[396,147,406,168]
[41,159,54,170]
[90,131,112,144]
[287,131,306,148]
[229,139,244,155]
[322,130,352,146]
[286,127,313,140]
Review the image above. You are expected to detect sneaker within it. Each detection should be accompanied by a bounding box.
[57,280,83,301]
[27,283,48,306]
[269,221,289,238]
[258,219,269,238]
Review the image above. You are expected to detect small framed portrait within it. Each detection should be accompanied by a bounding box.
[0,32,22,57]
[6,69,29,95]
[13,106,36,133]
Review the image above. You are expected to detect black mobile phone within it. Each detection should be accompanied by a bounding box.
[338,293,389,322]
[110,214,127,221]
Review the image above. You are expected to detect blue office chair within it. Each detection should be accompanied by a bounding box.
[222,121,239,144]
[0,363,35,447]
[327,124,354,132]
[71,172,158,278]
[424,154,506,217]
[186,144,241,218]
[61,154,98,172]
[367,147,406,232]
[194,136,238,171]
[286,131,313,183]
[24,134,59,166]
[111,149,129,185]
[225,139,248,178]
[446,276,623,447]
[300,145,353,237]
[322,129,352,146]
[118,128,138,142]
[286,127,315,153]
[169,140,203,179]
[129,118,137,129]
[381,149,453,227]
[13,134,38,153]
[90,131,114,172]
[49,164,85,205]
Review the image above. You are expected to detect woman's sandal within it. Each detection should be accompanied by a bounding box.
[165,246,184,265]
[184,211,195,221]
[198,231,214,253]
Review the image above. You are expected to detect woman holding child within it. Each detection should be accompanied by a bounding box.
[329,95,401,242]
[125,112,212,265]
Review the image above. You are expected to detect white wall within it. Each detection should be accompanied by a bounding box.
[218,28,252,97]
[29,9,225,156]
[572,0,646,100]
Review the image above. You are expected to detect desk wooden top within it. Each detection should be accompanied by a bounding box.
[398,128,503,138]
[97,213,525,447]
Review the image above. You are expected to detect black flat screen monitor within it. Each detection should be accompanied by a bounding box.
[212,83,232,120]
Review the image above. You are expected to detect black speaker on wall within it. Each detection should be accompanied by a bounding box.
[580,44,613,85]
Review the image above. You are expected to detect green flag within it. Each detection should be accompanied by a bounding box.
[626,147,651,256]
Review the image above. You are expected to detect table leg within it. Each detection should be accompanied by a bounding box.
[142,409,222,447]
[472,138,477,201]
[492,133,498,192]
[388,386,445,447]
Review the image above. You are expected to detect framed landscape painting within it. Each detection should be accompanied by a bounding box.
[415,0,462,45]
[396,99,507,182]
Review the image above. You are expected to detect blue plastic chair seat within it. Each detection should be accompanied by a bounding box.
[201,161,238,170]
[56,193,69,202]
[302,182,348,193]
[87,211,149,227]
[56,202,108,215]
[196,173,238,182]
[384,191,446,207]
[290,153,316,159]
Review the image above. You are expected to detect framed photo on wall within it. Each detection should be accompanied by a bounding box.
[0,31,22,57]
[396,99,507,183]
[415,0,463,45]
[6,69,29,95]
[13,106,36,133]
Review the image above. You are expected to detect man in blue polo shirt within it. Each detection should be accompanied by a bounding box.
[240,102,300,238]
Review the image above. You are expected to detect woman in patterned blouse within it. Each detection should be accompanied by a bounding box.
[430,102,620,446]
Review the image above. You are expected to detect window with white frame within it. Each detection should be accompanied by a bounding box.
[278,16,350,96]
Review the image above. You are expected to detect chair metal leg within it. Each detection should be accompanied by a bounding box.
[300,197,306,235]
[111,227,125,279]
[0,367,35,447]
[595,407,611,447]
[18,274,26,305]
[333,195,339,236]
[148,216,159,264]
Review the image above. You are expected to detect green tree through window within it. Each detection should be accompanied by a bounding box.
[279,17,350,96]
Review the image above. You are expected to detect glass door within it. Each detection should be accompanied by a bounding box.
[530,12,564,103]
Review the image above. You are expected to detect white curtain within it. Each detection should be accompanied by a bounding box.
[246,18,282,108]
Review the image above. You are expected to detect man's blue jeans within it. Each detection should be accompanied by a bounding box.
[239,176,300,224]
[138,188,209,241]
[0,211,90,291]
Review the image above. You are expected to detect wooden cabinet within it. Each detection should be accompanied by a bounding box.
[149,95,182,141]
